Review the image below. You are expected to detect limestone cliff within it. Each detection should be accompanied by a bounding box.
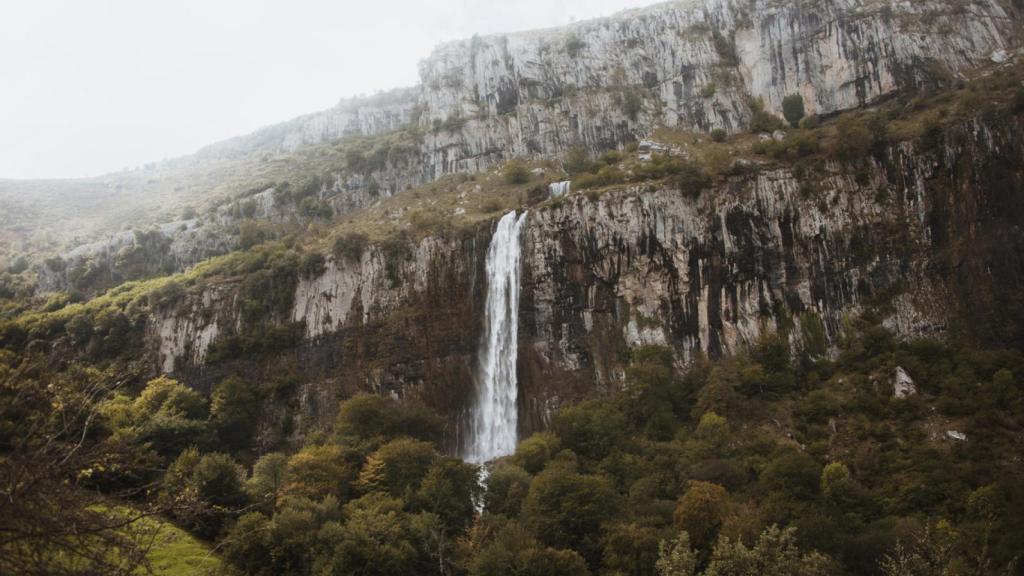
[207,0,1017,175]
[144,110,1024,446]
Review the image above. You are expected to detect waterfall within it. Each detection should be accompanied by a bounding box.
[548,180,571,199]
[465,210,528,464]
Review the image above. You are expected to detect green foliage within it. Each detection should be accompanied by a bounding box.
[564,147,597,176]
[222,512,273,574]
[553,399,627,461]
[782,94,806,128]
[357,438,437,497]
[657,532,699,576]
[749,99,785,133]
[283,444,360,502]
[623,91,643,121]
[163,449,247,537]
[565,34,587,58]
[126,377,210,457]
[633,155,711,195]
[512,431,562,474]
[710,128,727,142]
[503,159,532,184]
[335,394,444,445]
[469,520,592,576]
[246,452,289,506]
[674,481,731,551]
[210,375,261,452]
[704,525,834,575]
[300,251,327,278]
[333,232,369,263]
[318,492,430,576]
[416,457,481,534]
[484,463,532,516]
[752,131,820,160]
[522,460,619,563]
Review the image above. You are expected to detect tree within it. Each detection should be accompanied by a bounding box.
[759,448,822,503]
[782,95,805,128]
[246,452,289,506]
[469,520,591,576]
[221,512,273,575]
[210,375,261,452]
[335,394,443,446]
[553,399,627,461]
[657,532,699,576]
[512,432,562,474]
[357,438,437,497]
[674,481,731,552]
[416,457,481,535]
[0,362,158,576]
[704,525,834,576]
[601,522,662,576]
[283,444,360,501]
[269,496,342,574]
[484,463,532,516]
[819,459,851,500]
[319,493,426,576]
[522,460,619,563]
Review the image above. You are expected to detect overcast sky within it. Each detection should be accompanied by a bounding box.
[0,0,662,180]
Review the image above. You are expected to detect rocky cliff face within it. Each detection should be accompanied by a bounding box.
[146,111,1024,445]
[35,0,1019,294]
[205,0,1017,177]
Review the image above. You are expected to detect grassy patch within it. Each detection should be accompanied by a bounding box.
[138,515,224,576]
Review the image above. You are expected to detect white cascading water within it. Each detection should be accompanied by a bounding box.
[548,180,571,199]
[465,210,528,464]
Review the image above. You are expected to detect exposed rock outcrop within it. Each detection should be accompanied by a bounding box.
[148,111,1024,442]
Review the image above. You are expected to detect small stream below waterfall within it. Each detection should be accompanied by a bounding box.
[464,210,528,464]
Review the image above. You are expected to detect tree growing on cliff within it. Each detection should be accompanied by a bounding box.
[782,94,806,128]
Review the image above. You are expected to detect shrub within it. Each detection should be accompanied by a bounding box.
[750,99,785,133]
[701,83,717,98]
[299,197,333,220]
[782,94,806,128]
[563,146,596,175]
[503,160,532,184]
[300,252,326,278]
[332,232,369,263]
[753,131,820,161]
[710,128,727,142]
[669,160,711,195]
[623,91,643,120]
[565,34,586,58]
[832,117,872,160]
